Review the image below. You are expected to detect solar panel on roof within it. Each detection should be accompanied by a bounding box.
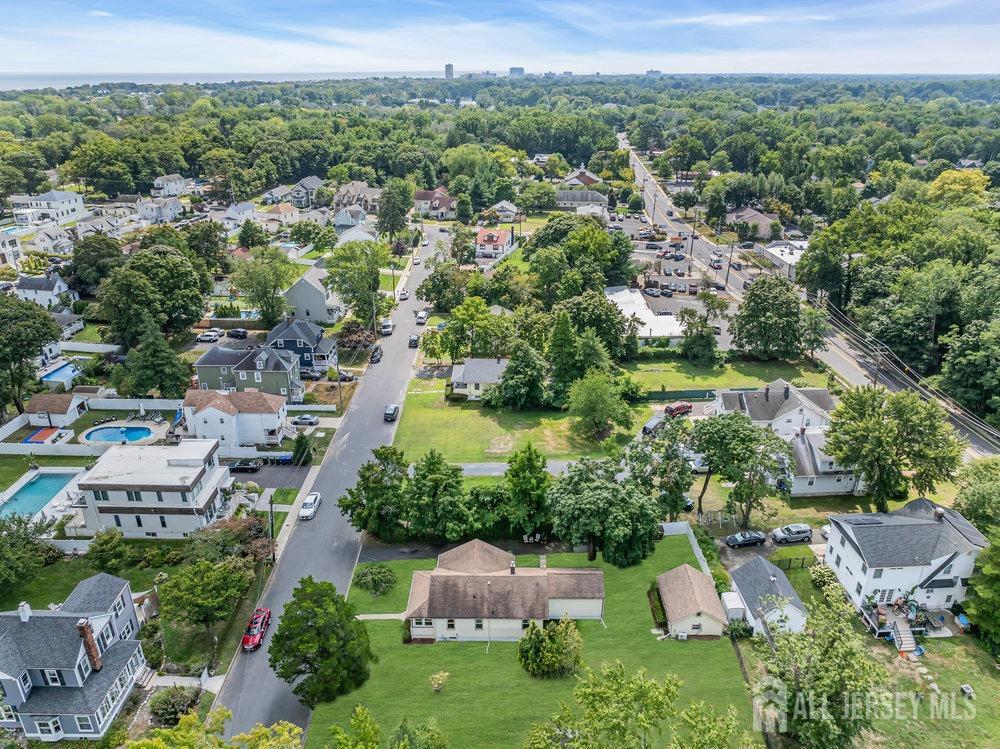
[844,517,882,526]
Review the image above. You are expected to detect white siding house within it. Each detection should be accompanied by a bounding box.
[15,273,78,309]
[138,197,182,224]
[731,557,807,635]
[449,358,509,400]
[657,564,726,638]
[10,190,86,227]
[181,390,291,447]
[710,380,835,439]
[151,174,187,197]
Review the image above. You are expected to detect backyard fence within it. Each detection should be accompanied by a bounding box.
[85,398,183,411]
[660,521,712,577]
[645,389,716,401]
[771,554,816,571]
[0,413,29,442]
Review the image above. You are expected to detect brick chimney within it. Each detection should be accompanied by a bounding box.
[17,602,31,623]
[77,618,103,672]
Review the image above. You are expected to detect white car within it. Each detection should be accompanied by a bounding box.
[421,239,429,246]
[821,524,831,539]
[298,492,322,520]
[197,331,220,342]
[413,256,422,265]
[398,289,410,300]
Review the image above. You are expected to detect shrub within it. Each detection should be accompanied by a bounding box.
[87,529,130,573]
[647,580,667,628]
[148,686,199,726]
[691,526,721,566]
[809,563,844,603]
[353,563,397,598]
[401,618,412,644]
[429,672,450,693]
[724,619,753,639]
[516,618,583,678]
[711,568,730,595]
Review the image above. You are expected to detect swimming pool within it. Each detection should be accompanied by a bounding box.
[0,472,78,517]
[41,362,81,382]
[84,426,153,443]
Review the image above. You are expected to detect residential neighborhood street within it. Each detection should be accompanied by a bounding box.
[216,227,442,737]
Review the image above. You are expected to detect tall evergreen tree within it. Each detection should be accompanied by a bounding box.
[122,322,190,397]
[546,310,579,404]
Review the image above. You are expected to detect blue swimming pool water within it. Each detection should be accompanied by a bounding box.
[84,426,153,443]
[0,473,77,517]
[41,362,81,382]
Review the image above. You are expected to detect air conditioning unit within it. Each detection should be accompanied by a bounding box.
[677,632,688,641]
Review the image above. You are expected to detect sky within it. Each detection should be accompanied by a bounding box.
[1,0,998,77]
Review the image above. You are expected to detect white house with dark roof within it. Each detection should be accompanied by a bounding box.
[10,190,86,227]
[731,556,807,635]
[0,233,21,269]
[413,187,457,219]
[556,189,608,210]
[262,185,292,205]
[333,205,368,232]
[181,389,291,447]
[710,379,835,439]
[825,499,987,617]
[0,573,145,742]
[137,197,182,224]
[489,200,518,221]
[223,202,256,230]
[449,358,509,400]
[289,176,324,208]
[66,439,231,540]
[15,273,78,309]
[785,431,864,497]
[28,227,74,254]
[49,310,85,339]
[405,540,605,642]
[151,174,187,197]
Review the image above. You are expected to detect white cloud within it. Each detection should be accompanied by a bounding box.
[651,12,833,27]
[87,10,113,17]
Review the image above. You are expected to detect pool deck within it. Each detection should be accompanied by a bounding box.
[77,419,170,446]
[0,466,87,521]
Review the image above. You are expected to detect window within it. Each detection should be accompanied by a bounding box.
[113,515,121,527]
[160,515,167,528]
[946,595,953,603]
[276,340,284,347]
[36,717,61,736]
[155,491,163,503]
[20,671,31,694]
[446,619,455,630]
[43,669,62,686]
[95,490,109,502]
[840,537,846,547]
[836,476,843,483]
[861,563,868,575]
[120,621,133,640]
[297,340,305,347]
[256,360,264,370]
[304,352,312,360]
[181,492,189,503]
[835,555,842,568]
[0,704,14,721]
[873,568,883,578]
[807,478,815,486]
[113,596,125,617]
[855,583,863,596]
[75,715,93,732]
[474,619,483,630]
[254,372,262,383]
[134,515,142,528]
[521,619,530,630]
[942,564,953,576]
[691,623,702,632]
[412,618,432,627]
[126,490,141,502]
[77,656,91,681]
[239,371,247,380]
[220,367,228,375]
[280,388,287,395]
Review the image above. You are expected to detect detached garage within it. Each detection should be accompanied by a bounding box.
[657,563,726,639]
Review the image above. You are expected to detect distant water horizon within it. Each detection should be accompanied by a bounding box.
[0,71,448,91]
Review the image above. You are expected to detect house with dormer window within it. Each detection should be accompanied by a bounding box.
[0,573,145,742]
[193,345,303,402]
[265,318,336,373]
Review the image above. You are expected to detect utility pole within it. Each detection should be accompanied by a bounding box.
[724,242,736,288]
[687,208,697,276]
[269,491,275,564]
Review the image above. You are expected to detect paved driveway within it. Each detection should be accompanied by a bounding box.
[216,226,443,737]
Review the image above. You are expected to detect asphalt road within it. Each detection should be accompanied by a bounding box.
[217,226,442,737]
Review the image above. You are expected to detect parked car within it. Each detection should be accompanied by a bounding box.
[740,242,754,249]
[416,310,429,325]
[821,524,831,539]
[743,279,753,290]
[384,403,400,422]
[709,260,723,269]
[642,414,664,435]
[730,260,743,270]
[673,253,685,261]
[292,414,320,426]
[413,256,422,265]
[241,607,271,651]
[379,318,394,336]
[725,530,766,548]
[772,523,813,544]
[645,242,662,250]
[197,331,220,343]
[299,370,324,381]
[655,308,673,315]
[640,215,648,223]
[226,328,249,339]
[688,284,698,295]
[661,289,674,298]
[207,327,225,337]
[421,239,429,246]
[299,492,322,520]
[231,458,262,473]
[370,345,383,363]
[674,268,686,277]
[664,401,693,417]
[683,496,695,512]
[333,370,356,382]
[398,289,410,300]
[408,334,419,348]
[643,287,661,297]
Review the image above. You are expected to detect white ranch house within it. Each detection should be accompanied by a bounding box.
[730,557,807,636]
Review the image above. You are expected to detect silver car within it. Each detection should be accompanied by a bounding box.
[771,523,813,544]
[298,492,322,521]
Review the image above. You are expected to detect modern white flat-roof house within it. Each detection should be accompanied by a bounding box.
[181,390,292,447]
[604,286,683,340]
[0,574,145,742]
[449,358,509,400]
[66,440,232,540]
[405,540,605,642]
[657,564,726,638]
[10,190,86,227]
[710,380,835,439]
[731,557,807,636]
[151,174,187,197]
[825,499,987,624]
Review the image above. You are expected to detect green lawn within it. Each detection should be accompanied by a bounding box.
[393,379,651,463]
[0,455,90,492]
[72,323,105,343]
[310,537,752,748]
[624,357,827,393]
[379,272,401,292]
[270,487,299,505]
[462,475,506,491]
[497,245,528,271]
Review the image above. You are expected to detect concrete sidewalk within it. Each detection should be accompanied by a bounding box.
[357,612,405,621]
[151,674,225,692]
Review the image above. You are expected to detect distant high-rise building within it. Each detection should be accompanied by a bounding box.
[509,66,525,77]
[646,69,663,76]
[561,71,573,77]
[445,64,454,80]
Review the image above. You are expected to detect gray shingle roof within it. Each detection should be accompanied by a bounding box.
[61,573,128,614]
[720,380,835,422]
[19,640,140,715]
[16,274,63,291]
[731,557,804,617]
[451,358,509,386]
[194,345,296,375]
[266,319,323,346]
[829,498,987,568]
[50,311,83,327]
[296,175,324,190]
[0,612,86,670]
[556,189,608,204]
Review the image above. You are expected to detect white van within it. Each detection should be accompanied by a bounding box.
[415,310,429,325]
[379,318,394,335]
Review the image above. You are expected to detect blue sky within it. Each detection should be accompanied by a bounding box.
[1,0,998,75]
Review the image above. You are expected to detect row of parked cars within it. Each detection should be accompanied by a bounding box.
[724,522,828,548]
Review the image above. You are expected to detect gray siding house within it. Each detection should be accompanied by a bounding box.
[194,346,303,403]
[266,318,336,372]
[288,176,324,208]
[283,266,343,324]
[0,574,145,742]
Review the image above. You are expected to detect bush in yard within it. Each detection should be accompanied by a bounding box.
[711,568,730,595]
[809,563,844,603]
[353,563,396,598]
[647,581,667,628]
[87,528,131,573]
[517,618,583,678]
[724,619,753,639]
[428,671,450,693]
[148,686,199,726]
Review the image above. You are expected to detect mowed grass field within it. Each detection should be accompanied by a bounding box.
[624,358,827,392]
[393,378,651,463]
[308,537,753,747]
